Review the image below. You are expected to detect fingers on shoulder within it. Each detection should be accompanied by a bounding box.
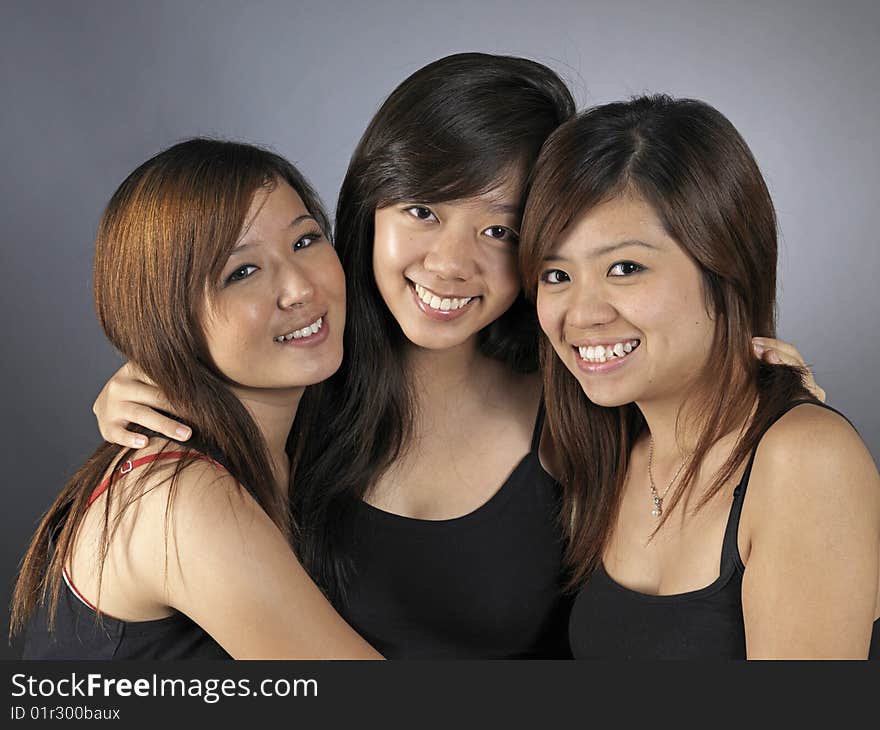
[752,337,803,361]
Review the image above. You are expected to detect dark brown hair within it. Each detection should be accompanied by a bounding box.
[292,53,575,601]
[519,94,811,588]
[11,139,330,636]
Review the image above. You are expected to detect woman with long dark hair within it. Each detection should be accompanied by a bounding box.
[519,95,879,658]
[89,57,822,658]
[12,139,380,659]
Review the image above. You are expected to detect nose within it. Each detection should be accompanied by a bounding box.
[564,280,617,331]
[422,231,477,281]
[277,260,315,309]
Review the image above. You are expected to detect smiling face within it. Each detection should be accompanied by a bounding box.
[536,192,716,409]
[200,179,346,394]
[371,178,524,351]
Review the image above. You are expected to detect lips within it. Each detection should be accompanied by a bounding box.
[571,338,641,374]
[412,282,478,312]
[575,339,641,363]
[273,314,328,345]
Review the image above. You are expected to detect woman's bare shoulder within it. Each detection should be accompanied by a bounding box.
[92,438,253,574]
[755,403,871,478]
[746,403,880,535]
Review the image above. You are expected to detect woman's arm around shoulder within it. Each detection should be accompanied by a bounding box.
[741,403,880,659]
[127,451,382,660]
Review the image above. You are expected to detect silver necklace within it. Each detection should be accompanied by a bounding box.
[647,437,688,518]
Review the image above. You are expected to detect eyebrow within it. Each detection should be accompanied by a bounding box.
[543,239,660,262]
[230,214,318,254]
[486,202,521,217]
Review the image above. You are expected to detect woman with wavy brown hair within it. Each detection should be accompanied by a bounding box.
[520,94,880,659]
[11,139,380,659]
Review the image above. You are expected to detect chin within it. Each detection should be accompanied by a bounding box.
[298,356,343,386]
[251,353,343,390]
[584,391,634,408]
[581,390,633,408]
[573,379,640,409]
[399,321,472,351]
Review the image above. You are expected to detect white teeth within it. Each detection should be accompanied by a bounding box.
[576,339,640,363]
[275,316,323,343]
[413,283,474,311]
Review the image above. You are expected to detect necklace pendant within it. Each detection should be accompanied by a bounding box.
[647,436,688,521]
[651,496,662,518]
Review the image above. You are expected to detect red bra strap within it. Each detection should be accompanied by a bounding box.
[88,451,221,506]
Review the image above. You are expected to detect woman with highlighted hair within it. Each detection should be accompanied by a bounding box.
[519,95,879,659]
[13,139,380,659]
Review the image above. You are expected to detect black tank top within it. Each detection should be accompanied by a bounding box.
[23,439,236,660]
[569,400,880,659]
[337,404,571,658]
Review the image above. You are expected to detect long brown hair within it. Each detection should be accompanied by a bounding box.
[519,95,812,589]
[291,53,575,602]
[11,139,331,636]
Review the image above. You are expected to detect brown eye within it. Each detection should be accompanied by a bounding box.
[540,269,570,285]
[404,205,437,222]
[293,231,322,251]
[608,261,644,276]
[483,226,518,243]
[226,264,258,284]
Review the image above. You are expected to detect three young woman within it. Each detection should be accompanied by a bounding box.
[520,95,880,658]
[22,54,846,659]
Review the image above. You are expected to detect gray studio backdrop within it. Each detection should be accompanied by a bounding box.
[1,0,877,657]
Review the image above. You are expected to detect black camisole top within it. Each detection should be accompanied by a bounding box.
[569,400,880,659]
[337,404,571,658]
[23,438,235,660]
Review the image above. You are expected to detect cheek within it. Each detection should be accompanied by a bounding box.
[204,295,267,350]
[313,247,347,305]
[536,292,564,340]
[642,266,713,352]
[320,265,346,313]
[372,215,414,284]
[677,272,712,335]
[484,247,519,289]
